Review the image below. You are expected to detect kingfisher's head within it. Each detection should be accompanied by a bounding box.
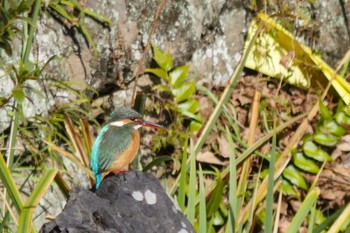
[108,107,163,129]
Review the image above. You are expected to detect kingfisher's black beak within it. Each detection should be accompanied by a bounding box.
[141,120,164,129]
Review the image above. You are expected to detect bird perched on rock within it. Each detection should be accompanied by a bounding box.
[90,107,163,189]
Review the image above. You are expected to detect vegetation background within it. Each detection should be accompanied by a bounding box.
[0,0,350,232]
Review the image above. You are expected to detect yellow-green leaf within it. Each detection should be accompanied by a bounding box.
[303,141,333,162]
[145,68,168,80]
[173,81,196,103]
[169,65,188,87]
[177,99,200,113]
[324,120,346,136]
[314,133,338,147]
[12,87,25,103]
[151,42,173,72]
[293,152,319,174]
[282,165,308,190]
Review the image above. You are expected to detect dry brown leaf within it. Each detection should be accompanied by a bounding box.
[217,136,231,158]
[196,151,228,166]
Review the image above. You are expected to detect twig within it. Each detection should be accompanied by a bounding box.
[130,0,167,107]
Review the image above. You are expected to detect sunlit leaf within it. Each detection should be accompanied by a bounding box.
[293,152,319,174]
[282,165,308,190]
[173,81,196,103]
[303,141,332,162]
[169,65,188,87]
[319,100,333,119]
[314,133,338,147]
[145,68,168,80]
[177,99,200,113]
[281,180,299,197]
[12,87,25,103]
[335,111,350,125]
[323,120,346,136]
[151,42,173,72]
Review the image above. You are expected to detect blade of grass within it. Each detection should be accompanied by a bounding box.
[169,25,262,195]
[0,152,24,213]
[198,164,206,233]
[43,140,94,178]
[225,126,237,233]
[286,187,320,233]
[187,139,196,225]
[197,113,306,205]
[238,100,320,224]
[328,202,350,233]
[64,114,89,167]
[177,137,188,211]
[265,116,277,233]
[18,169,58,233]
[273,187,283,233]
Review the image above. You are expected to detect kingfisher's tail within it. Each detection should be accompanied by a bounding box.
[95,173,102,189]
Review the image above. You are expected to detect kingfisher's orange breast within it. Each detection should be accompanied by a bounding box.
[107,129,140,172]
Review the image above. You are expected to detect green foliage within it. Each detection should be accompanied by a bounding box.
[283,99,350,192]
[48,0,111,55]
[146,43,203,152]
[0,0,107,230]
[0,0,35,56]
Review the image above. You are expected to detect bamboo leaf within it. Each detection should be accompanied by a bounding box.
[0,153,24,212]
[18,169,58,233]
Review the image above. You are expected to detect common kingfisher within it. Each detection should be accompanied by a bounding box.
[90,107,163,189]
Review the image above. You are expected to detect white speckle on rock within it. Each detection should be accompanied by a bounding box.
[132,191,144,201]
[144,189,157,205]
[181,222,186,228]
[177,229,188,233]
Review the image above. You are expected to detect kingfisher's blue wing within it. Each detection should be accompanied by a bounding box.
[91,125,132,173]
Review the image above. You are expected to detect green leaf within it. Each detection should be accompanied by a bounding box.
[303,141,332,162]
[18,169,58,233]
[152,84,171,92]
[282,165,308,190]
[189,121,202,133]
[180,110,203,123]
[313,133,338,147]
[281,180,299,197]
[177,99,200,113]
[0,40,13,56]
[172,81,196,103]
[293,152,319,174]
[0,97,8,106]
[169,65,188,87]
[145,68,168,80]
[151,42,173,72]
[207,168,224,218]
[323,120,346,136]
[343,105,350,116]
[319,99,332,119]
[286,188,320,233]
[12,86,25,103]
[335,111,350,125]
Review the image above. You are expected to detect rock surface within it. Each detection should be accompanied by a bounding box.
[40,171,194,233]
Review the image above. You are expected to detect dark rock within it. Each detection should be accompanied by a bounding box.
[40,171,194,233]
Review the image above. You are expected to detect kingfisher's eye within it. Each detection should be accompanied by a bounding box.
[130,117,136,121]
